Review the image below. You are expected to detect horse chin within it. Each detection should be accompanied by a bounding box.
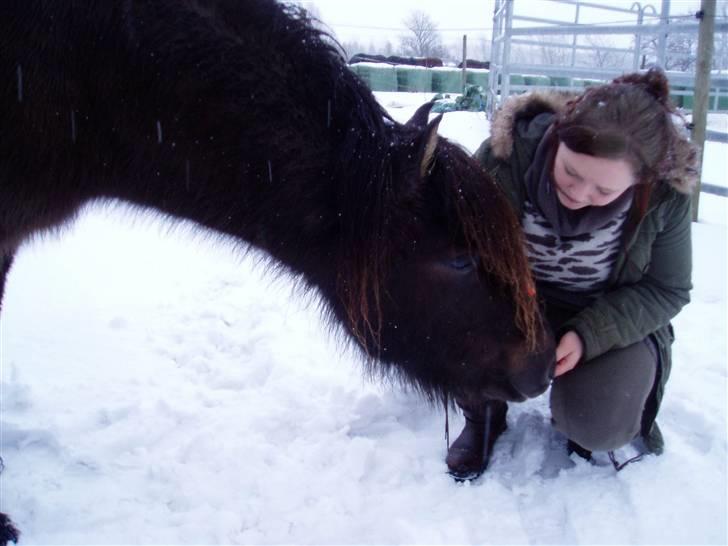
[476,383,529,403]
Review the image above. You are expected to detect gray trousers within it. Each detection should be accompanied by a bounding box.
[550,336,658,452]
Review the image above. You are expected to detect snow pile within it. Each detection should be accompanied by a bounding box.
[0,93,726,545]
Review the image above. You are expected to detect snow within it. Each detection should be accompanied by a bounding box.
[1,92,726,545]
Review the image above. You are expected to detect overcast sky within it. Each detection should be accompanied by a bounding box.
[291,0,703,52]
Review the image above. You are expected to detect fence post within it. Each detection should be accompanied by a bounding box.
[691,0,716,221]
[657,0,671,67]
[487,0,503,116]
[462,35,468,93]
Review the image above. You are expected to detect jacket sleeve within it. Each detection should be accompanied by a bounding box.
[563,192,693,361]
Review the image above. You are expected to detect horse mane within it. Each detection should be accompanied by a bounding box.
[438,141,539,350]
[260,6,399,352]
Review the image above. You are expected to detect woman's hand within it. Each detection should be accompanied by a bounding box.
[554,331,584,377]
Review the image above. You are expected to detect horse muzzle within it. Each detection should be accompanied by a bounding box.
[510,350,557,399]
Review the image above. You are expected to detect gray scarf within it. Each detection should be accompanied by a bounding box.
[524,124,634,237]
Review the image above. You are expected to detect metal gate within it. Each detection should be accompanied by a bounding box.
[488,0,728,116]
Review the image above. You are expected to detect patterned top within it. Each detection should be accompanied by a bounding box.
[522,200,628,294]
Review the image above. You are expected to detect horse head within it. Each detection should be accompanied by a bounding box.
[330,102,556,403]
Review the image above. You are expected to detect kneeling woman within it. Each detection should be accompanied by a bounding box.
[447,68,698,479]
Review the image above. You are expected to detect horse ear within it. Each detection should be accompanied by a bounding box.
[406,100,435,129]
[419,114,442,178]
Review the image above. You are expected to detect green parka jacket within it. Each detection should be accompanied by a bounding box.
[474,92,697,453]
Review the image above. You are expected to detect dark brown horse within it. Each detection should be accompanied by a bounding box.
[0,1,555,540]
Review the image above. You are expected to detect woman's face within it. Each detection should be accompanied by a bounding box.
[552,141,635,209]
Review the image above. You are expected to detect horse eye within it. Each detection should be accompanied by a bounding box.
[449,255,475,271]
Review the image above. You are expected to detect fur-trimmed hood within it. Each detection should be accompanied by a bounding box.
[488,90,699,194]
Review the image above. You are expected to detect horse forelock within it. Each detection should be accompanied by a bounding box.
[436,141,540,349]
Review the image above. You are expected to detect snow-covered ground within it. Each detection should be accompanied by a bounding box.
[1,93,726,545]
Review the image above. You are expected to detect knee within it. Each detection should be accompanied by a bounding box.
[550,378,642,452]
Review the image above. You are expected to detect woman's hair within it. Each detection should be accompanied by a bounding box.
[554,68,694,187]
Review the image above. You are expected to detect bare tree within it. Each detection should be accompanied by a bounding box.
[636,8,700,72]
[638,32,697,72]
[584,35,629,69]
[538,35,570,66]
[400,10,447,58]
[667,32,699,71]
